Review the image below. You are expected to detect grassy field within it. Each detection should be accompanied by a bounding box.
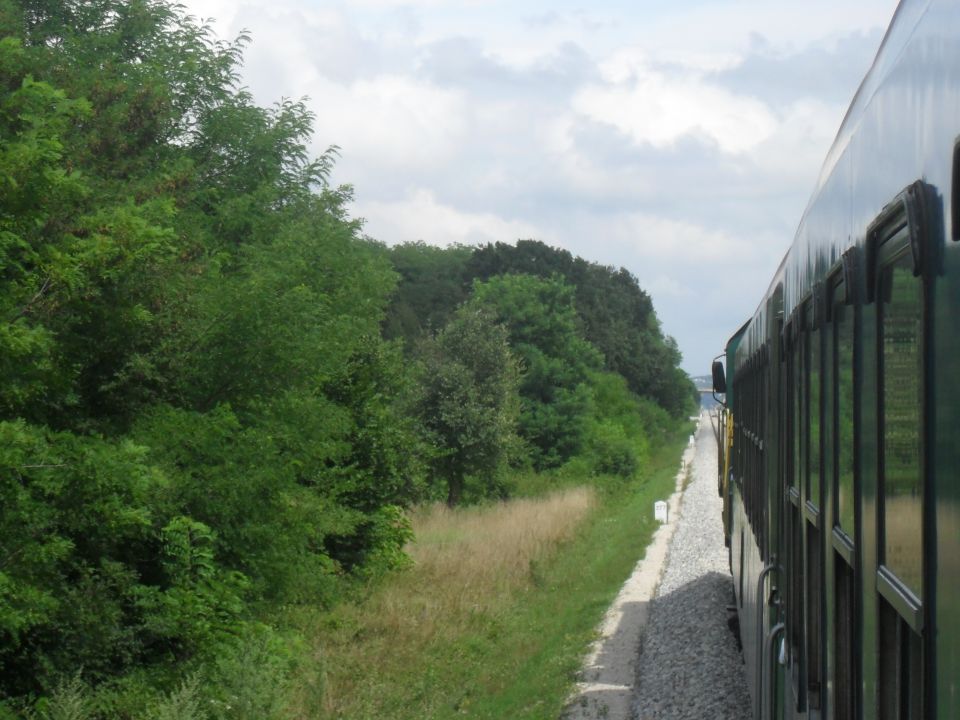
[288,424,692,720]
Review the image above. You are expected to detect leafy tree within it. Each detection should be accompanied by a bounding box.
[0,36,91,420]
[0,1,433,712]
[467,240,696,415]
[0,420,247,697]
[469,274,602,468]
[318,336,429,571]
[382,242,473,345]
[418,306,522,506]
[0,1,696,715]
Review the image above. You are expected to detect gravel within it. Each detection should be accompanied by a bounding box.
[631,412,752,720]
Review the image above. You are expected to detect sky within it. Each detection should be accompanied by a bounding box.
[180,0,900,374]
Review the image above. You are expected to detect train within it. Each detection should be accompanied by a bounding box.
[711,1,960,719]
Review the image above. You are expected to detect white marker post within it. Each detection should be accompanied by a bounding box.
[654,500,669,524]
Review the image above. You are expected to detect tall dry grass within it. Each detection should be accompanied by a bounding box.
[409,486,595,596]
[294,486,596,718]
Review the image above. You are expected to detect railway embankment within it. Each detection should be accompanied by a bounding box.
[565,410,751,720]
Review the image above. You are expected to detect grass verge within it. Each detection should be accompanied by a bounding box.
[288,422,692,719]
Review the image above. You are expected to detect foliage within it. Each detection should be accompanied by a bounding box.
[0,0,425,712]
[30,674,92,720]
[382,242,473,344]
[384,239,696,417]
[467,240,697,415]
[143,677,204,720]
[468,274,601,468]
[202,626,298,720]
[0,419,249,698]
[289,421,691,720]
[417,306,522,505]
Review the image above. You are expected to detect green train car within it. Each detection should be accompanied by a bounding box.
[712,1,960,718]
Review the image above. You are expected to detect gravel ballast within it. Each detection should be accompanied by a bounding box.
[631,411,752,720]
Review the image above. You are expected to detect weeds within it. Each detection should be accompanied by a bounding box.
[289,422,691,719]
[293,487,595,718]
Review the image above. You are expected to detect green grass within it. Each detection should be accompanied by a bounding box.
[459,426,691,719]
[288,421,692,720]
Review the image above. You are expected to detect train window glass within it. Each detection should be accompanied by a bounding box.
[799,305,809,497]
[809,323,821,509]
[878,250,923,598]
[805,521,823,709]
[878,596,923,720]
[760,355,768,554]
[835,294,856,537]
[789,503,804,696]
[792,340,800,489]
[823,309,834,523]
[834,555,856,720]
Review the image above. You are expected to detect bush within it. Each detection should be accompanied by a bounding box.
[587,420,640,478]
[203,626,298,720]
[0,421,157,695]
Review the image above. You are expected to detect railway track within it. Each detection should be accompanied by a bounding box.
[631,413,751,719]
[565,411,750,720]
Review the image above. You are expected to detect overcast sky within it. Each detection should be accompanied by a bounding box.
[180,0,900,374]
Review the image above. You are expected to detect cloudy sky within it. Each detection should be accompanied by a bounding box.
[181,0,899,374]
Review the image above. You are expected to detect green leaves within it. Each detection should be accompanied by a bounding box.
[0,421,158,691]
[469,274,600,468]
[160,517,216,586]
[0,1,430,710]
[466,240,696,415]
[418,306,522,505]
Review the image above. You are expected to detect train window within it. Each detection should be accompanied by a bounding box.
[834,285,856,538]
[785,320,805,707]
[822,293,834,521]
[805,521,823,709]
[785,335,793,490]
[866,181,935,720]
[809,319,821,510]
[760,350,768,556]
[804,302,821,507]
[792,335,801,490]
[878,249,923,599]
[834,556,856,720]
[878,596,923,720]
[788,502,804,700]
[799,303,809,498]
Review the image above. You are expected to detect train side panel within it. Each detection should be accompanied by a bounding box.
[717,2,960,718]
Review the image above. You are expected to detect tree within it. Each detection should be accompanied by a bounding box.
[382,242,473,346]
[0,36,91,420]
[466,240,696,416]
[0,1,438,710]
[469,274,602,468]
[418,306,522,506]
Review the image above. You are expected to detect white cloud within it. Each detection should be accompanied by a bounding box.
[624,0,899,59]
[611,213,753,263]
[312,76,468,170]
[356,189,543,246]
[574,59,778,155]
[647,275,695,300]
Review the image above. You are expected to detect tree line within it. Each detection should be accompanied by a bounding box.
[0,1,696,716]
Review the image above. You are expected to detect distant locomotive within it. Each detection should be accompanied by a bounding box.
[712,1,960,719]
